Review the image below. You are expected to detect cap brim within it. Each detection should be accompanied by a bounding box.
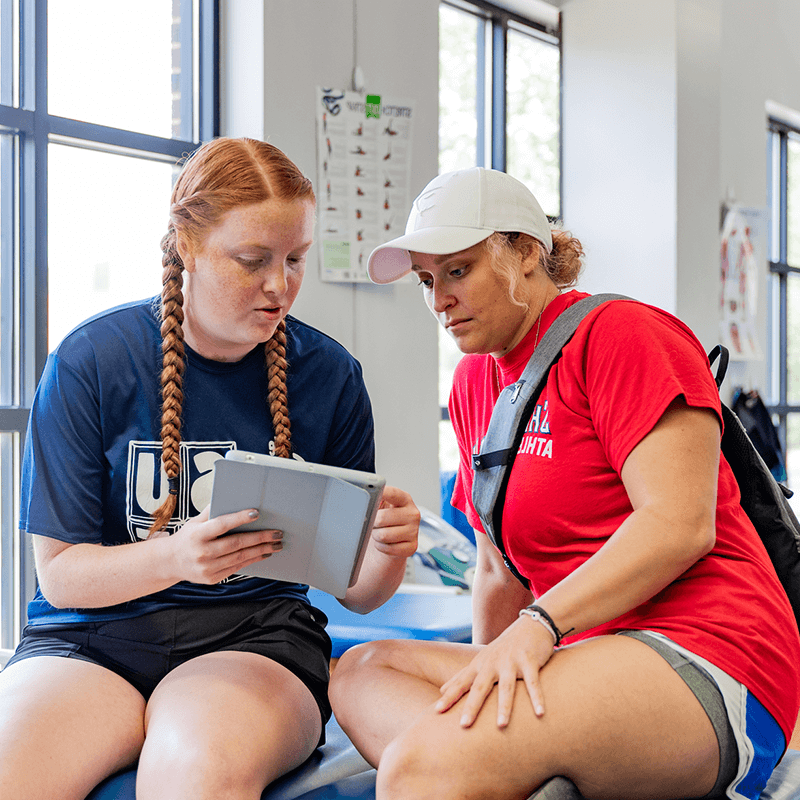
[367,227,494,284]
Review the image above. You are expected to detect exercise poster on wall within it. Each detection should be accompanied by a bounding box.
[719,205,767,361]
[316,87,414,283]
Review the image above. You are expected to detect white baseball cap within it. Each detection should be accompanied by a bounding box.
[368,167,553,284]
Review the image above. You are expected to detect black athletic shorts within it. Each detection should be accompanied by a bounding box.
[7,597,332,740]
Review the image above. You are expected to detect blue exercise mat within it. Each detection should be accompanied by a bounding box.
[307,588,473,657]
[84,725,800,800]
[86,714,376,800]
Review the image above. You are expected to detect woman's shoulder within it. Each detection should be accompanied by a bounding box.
[562,296,714,399]
[52,297,160,361]
[572,296,704,361]
[580,296,694,334]
[285,315,363,369]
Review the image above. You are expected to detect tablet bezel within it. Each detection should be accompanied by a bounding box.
[209,450,385,596]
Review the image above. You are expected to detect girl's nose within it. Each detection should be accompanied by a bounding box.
[261,266,288,296]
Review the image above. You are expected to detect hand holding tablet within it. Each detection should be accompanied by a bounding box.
[209,451,385,598]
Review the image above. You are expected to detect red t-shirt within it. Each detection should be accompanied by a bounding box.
[450,291,800,742]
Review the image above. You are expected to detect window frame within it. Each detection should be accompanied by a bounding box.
[0,0,219,648]
[441,0,560,174]
[438,0,561,432]
[767,119,800,451]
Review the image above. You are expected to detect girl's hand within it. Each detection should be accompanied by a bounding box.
[435,614,556,728]
[369,485,420,559]
[166,505,283,584]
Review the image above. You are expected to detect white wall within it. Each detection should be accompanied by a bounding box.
[719,0,800,392]
[561,0,680,313]
[223,0,442,510]
[222,0,800,501]
[561,0,800,395]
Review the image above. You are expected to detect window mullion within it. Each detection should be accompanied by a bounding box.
[1,0,12,105]
[198,0,219,141]
[490,15,506,172]
[476,16,487,168]
[0,134,14,406]
[780,131,789,263]
[178,0,193,141]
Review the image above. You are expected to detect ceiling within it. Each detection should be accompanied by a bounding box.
[492,0,562,27]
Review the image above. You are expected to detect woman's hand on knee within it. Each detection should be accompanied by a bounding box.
[435,616,555,729]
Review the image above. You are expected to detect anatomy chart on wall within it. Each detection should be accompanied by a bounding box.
[316,87,414,282]
[719,205,767,361]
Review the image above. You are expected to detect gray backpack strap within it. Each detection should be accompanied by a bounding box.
[471,293,632,584]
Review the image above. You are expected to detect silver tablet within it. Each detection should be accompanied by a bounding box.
[209,450,385,598]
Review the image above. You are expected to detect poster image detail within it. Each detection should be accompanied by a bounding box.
[720,205,767,361]
[317,87,414,283]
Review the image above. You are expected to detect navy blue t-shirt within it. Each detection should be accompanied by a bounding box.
[20,297,375,626]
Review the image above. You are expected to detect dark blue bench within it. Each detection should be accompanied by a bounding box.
[86,714,376,800]
[2,641,799,800]
[83,722,800,800]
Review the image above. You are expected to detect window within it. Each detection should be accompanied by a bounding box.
[438,0,560,474]
[767,119,800,501]
[0,0,219,649]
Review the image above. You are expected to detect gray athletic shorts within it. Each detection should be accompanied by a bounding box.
[531,629,740,800]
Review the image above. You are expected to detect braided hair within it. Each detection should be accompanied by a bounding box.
[148,138,314,536]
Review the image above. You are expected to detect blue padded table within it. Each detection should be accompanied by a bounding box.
[84,729,800,800]
[762,749,800,800]
[306,588,473,658]
[86,714,376,800]
[84,589,472,800]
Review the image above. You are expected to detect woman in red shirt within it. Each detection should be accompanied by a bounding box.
[330,167,800,800]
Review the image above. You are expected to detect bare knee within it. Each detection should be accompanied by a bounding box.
[330,640,402,717]
[137,737,267,800]
[377,734,471,800]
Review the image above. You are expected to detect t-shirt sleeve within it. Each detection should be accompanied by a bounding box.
[20,351,106,543]
[567,301,723,474]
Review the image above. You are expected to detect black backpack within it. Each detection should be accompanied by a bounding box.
[471,294,800,630]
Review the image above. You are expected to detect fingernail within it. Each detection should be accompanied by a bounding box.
[460,715,470,727]
[248,510,259,519]
[535,704,544,716]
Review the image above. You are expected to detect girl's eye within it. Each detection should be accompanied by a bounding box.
[449,265,466,278]
[416,276,433,288]
[238,256,264,269]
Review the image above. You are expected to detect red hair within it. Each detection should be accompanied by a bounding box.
[150,138,314,535]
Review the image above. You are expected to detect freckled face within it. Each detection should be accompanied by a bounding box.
[180,198,315,361]
[411,242,537,357]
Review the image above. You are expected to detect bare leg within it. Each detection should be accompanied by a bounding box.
[331,638,479,765]
[331,635,719,800]
[136,651,322,800]
[0,656,146,800]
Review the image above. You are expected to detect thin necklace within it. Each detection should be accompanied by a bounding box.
[494,303,545,396]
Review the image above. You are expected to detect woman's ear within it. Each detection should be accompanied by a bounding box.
[519,239,540,277]
[175,234,196,273]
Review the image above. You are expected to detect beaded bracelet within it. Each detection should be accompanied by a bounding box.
[518,607,558,645]
[519,604,575,647]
